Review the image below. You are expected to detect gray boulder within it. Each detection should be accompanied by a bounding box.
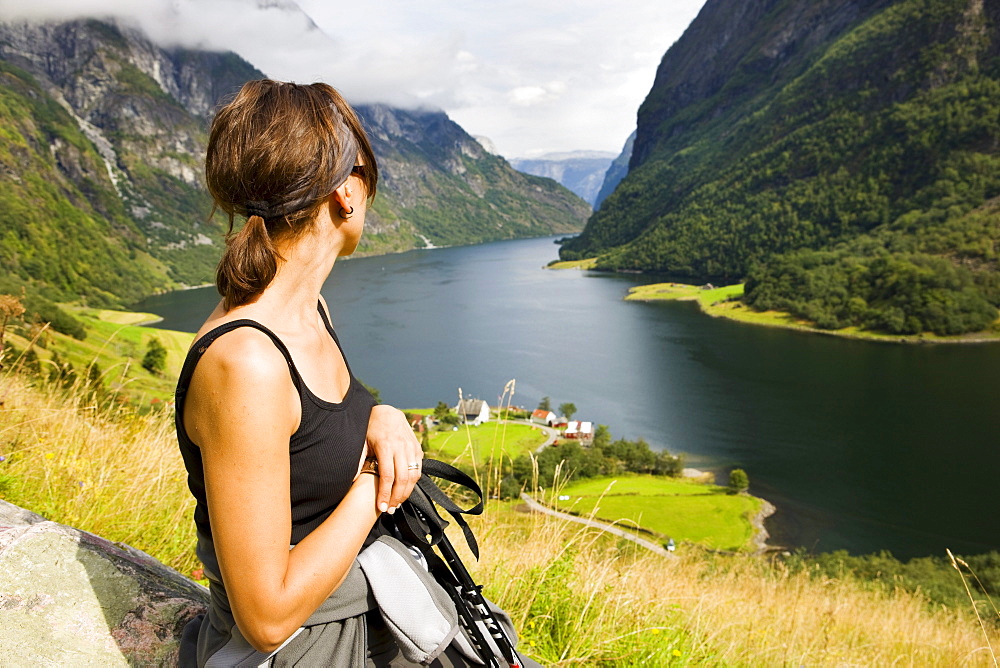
[0,499,207,666]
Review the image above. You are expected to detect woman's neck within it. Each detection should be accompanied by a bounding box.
[233,223,342,326]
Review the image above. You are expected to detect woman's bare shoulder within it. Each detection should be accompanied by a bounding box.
[185,326,300,448]
[197,326,290,383]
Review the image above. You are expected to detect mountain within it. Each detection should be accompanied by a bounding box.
[593,132,634,210]
[0,18,256,307]
[0,18,588,308]
[356,106,590,255]
[561,0,1000,335]
[511,151,616,207]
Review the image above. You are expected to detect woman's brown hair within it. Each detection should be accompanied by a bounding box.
[205,80,378,310]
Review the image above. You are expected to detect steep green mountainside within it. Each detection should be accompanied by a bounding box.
[562,0,1000,335]
[0,19,259,306]
[355,104,590,255]
[0,19,588,308]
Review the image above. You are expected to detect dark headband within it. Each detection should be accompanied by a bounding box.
[240,105,360,221]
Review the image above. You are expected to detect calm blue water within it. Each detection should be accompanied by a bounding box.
[135,236,1000,559]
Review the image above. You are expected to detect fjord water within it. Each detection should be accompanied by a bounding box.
[135,236,1000,559]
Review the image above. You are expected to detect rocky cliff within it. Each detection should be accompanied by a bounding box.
[630,0,895,168]
[0,19,261,304]
[593,131,634,210]
[0,18,588,307]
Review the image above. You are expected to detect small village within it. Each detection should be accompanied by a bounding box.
[406,396,595,448]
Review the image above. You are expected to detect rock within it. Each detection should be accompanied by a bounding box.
[0,499,207,666]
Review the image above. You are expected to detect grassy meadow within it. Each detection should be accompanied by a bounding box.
[422,420,546,464]
[0,369,996,664]
[545,257,598,270]
[625,281,1000,343]
[553,474,762,552]
[4,306,193,401]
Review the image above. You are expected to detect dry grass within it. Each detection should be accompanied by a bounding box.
[1,371,996,665]
[473,500,998,666]
[0,372,198,573]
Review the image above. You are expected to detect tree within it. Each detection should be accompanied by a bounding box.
[498,475,521,500]
[87,363,102,387]
[142,338,167,376]
[433,401,451,420]
[728,468,750,495]
[591,424,611,450]
[361,381,382,404]
[537,396,551,412]
[23,347,41,376]
[48,350,76,387]
[558,402,577,420]
[654,451,684,477]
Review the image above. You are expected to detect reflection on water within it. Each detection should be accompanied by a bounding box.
[134,236,1000,559]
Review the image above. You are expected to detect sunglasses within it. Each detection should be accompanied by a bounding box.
[351,164,367,178]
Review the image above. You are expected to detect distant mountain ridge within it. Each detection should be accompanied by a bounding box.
[0,18,588,307]
[561,0,1000,335]
[511,151,616,207]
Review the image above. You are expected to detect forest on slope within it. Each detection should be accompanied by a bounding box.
[561,0,1000,336]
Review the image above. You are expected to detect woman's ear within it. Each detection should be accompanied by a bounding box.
[330,184,353,219]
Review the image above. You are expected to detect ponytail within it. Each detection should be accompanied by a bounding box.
[215,214,284,310]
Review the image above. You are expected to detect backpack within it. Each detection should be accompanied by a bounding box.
[384,459,535,668]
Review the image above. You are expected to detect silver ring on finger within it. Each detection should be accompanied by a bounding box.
[407,461,420,470]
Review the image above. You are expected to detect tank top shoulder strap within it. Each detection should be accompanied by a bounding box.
[315,302,354,377]
[175,319,303,403]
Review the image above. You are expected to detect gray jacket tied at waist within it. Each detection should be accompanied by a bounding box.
[184,534,527,667]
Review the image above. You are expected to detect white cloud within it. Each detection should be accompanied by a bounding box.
[0,0,707,158]
[508,86,548,106]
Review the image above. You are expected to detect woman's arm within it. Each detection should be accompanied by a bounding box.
[184,328,380,653]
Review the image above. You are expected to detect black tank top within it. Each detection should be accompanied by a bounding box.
[175,304,377,545]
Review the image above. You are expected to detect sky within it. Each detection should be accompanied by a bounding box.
[0,0,707,159]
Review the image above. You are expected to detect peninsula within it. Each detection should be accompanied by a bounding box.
[624,282,1000,345]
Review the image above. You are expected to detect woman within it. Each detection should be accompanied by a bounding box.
[176,80,436,665]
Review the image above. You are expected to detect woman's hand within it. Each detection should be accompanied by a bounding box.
[366,404,423,513]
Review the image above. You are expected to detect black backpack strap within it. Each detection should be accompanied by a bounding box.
[392,459,484,559]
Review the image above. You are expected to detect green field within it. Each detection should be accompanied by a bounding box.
[624,282,1000,343]
[424,421,547,464]
[554,474,762,552]
[625,282,744,307]
[546,257,597,270]
[6,306,194,401]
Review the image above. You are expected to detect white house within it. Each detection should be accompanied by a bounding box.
[531,409,556,426]
[456,398,490,426]
[564,421,594,445]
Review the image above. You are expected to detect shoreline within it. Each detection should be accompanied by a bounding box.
[684,467,776,554]
[624,281,1000,345]
[749,499,777,554]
